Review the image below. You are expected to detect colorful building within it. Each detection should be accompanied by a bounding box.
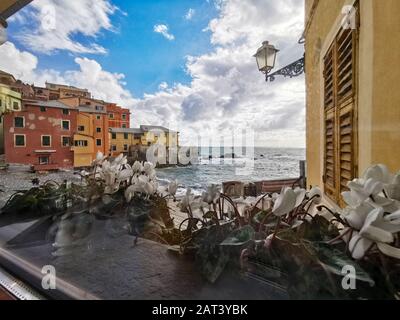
[107,103,131,128]
[109,128,143,157]
[45,82,91,100]
[3,100,77,170]
[304,0,400,206]
[0,84,22,154]
[109,125,179,158]
[72,107,110,167]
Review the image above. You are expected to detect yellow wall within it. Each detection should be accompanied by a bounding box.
[72,113,96,167]
[0,85,22,115]
[0,85,21,154]
[305,0,400,193]
[109,132,140,156]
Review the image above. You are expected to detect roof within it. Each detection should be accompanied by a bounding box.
[0,70,16,82]
[78,106,107,114]
[140,125,177,133]
[25,100,75,110]
[109,128,143,134]
[45,82,89,92]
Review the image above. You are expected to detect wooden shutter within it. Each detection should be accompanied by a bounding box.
[337,28,356,195]
[323,22,358,204]
[323,45,336,199]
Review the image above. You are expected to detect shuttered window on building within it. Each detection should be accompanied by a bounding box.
[323,23,358,205]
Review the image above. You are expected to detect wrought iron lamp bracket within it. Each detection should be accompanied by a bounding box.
[265,54,305,82]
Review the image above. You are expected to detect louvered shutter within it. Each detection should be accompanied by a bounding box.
[337,28,356,196]
[323,22,358,204]
[323,45,336,199]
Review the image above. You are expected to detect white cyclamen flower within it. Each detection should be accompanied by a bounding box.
[308,186,322,204]
[168,180,178,197]
[272,187,297,217]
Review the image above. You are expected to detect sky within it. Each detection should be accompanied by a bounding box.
[0,0,305,147]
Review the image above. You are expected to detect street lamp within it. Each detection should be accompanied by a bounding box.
[0,17,7,46]
[254,40,305,82]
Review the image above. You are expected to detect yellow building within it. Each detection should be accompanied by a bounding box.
[72,107,109,167]
[109,125,179,158]
[0,83,21,154]
[304,0,400,206]
[109,128,143,156]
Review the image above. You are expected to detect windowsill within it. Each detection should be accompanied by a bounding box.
[0,217,288,300]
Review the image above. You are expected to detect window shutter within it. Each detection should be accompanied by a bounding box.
[337,28,356,195]
[323,45,336,198]
[323,23,358,204]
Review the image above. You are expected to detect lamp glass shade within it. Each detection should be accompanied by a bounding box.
[254,41,279,73]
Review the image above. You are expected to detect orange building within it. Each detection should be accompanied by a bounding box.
[106,103,130,128]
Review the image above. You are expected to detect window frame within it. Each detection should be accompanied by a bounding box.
[61,136,71,147]
[41,135,52,147]
[14,134,26,147]
[14,116,25,128]
[62,120,70,131]
[96,139,102,146]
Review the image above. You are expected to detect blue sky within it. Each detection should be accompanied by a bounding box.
[8,0,218,98]
[0,0,306,147]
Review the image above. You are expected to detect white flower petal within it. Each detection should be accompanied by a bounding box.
[377,242,400,259]
[349,233,374,260]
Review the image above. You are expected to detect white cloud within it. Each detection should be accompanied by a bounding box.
[0,42,136,112]
[158,82,169,90]
[185,8,195,20]
[153,24,175,41]
[134,0,306,147]
[16,0,118,54]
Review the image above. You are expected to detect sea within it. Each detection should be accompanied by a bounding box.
[156,147,305,196]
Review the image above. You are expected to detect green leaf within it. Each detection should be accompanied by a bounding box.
[220,225,255,246]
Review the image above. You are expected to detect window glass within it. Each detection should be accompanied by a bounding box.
[14,117,24,128]
[42,135,51,146]
[15,134,25,146]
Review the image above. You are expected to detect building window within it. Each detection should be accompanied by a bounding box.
[122,114,127,120]
[109,113,114,119]
[124,133,128,140]
[123,144,128,151]
[96,139,102,146]
[0,99,2,107]
[74,140,88,147]
[96,115,101,120]
[85,102,91,106]
[39,156,49,165]
[40,106,46,112]
[12,101,20,110]
[63,109,69,115]
[15,134,26,147]
[62,136,71,147]
[323,24,358,205]
[78,125,85,132]
[42,135,51,147]
[111,145,117,151]
[96,127,102,133]
[95,106,103,111]
[111,133,116,139]
[14,117,24,128]
[122,124,127,128]
[62,120,70,130]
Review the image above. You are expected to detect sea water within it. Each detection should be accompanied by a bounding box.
[156,147,305,196]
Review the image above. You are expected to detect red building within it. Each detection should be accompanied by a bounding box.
[106,103,130,128]
[4,100,78,170]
